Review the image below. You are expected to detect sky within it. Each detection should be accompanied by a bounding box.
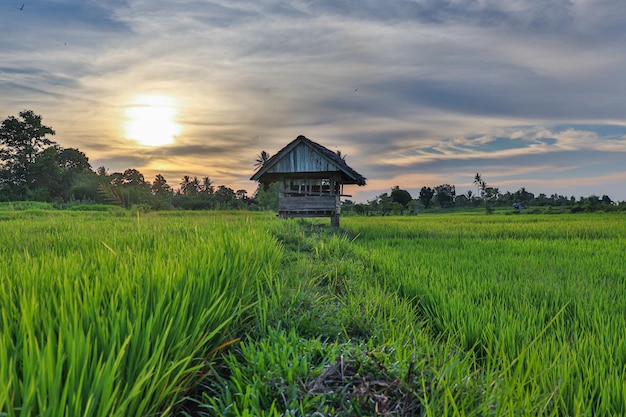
[2,0,626,202]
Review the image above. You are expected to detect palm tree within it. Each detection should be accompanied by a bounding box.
[180,175,191,195]
[95,166,108,177]
[151,174,171,197]
[190,176,200,195]
[254,151,270,171]
[200,176,214,195]
[473,173,482,198]
[485,186,500,201]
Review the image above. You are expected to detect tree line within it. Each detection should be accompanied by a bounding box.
[0,110,277,210]
[2,111,622,213]
[342,174,625,215]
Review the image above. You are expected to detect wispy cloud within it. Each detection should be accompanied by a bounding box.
[1,0,626,200]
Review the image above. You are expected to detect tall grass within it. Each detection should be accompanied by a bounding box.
[201,213,626,416]
[343,213,626,415]
[0,211,282,416]
[3,210,626,415]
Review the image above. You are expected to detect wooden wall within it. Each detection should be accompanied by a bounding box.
[264,142,342,174]
[278,195,340,217]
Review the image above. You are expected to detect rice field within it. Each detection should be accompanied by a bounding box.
[209,213,626,416]
[1,209,625,416]
[0,210,282,416]
[341,214,626,415]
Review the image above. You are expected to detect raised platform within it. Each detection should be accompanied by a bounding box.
[278,209,336,218]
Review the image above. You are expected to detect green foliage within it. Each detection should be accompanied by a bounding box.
[0,111,258,209]
[254,150,271,171]
[200,213,626,416]
[342,213,626,415]
[254,182,279,211]
[419,186,435,209]
[199,328,337,416]
[3,209,626,416]
[64,203,127,213]
[98,182,131,208]
[0,212,282,416]
[434,183,456,208]
[0,200,55,211]
[391,185,412,209]
[0,111,97,202]
[198,328,442,417]
[354,173,625,216]
[0,110,56,198]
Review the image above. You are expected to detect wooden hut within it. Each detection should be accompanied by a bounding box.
[251,135,366,227]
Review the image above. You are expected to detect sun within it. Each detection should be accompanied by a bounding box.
[124,95,181,147]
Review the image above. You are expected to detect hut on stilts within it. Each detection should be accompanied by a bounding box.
[251,135,366,227]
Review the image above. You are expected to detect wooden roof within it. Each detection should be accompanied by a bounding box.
[251,135,366,186]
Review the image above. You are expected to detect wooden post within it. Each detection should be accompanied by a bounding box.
[331,213,340,228]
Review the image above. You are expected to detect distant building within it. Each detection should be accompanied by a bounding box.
[251,135,366,227]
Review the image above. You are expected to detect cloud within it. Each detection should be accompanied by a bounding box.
[2,0,626,200]
[353,123,626,201]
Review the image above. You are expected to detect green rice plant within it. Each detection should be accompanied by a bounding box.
[0,201,55,211]
[200,212,625,416]
[200,325,445,417]
[0,211,283,416]
[203,327,337,416]
[340,213,626,415]
[4,210,625,415]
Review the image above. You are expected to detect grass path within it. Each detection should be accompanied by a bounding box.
[199,213,626,417]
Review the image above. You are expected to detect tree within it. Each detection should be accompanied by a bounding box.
[370,192,403,216]
[484,187,500,201]
[353,203,369,215]
[601,195,613,205]
[434,184,456,208]
[455,194,470,207]
[120,168,146,187]
[190,177,200,195]
[0,110,56,198]
[214,185,236,208]
[29,146,63,200]
[341,199,354,214]
[254,151,270,171]
[56,147,92,200]
[200,176,214,195]
[95,166,108,178]
[472,173,494,213]
[254,182,279,211]
[586,195,600,206]
[390,186,412,212]
[56,148,91,171]
[64,164,105,202]
[151,174,172,197]
[180,175,194,195]
[98,182,131,208]
[0,111,93,202]
[514,187,532,207]
[99,168,150,208]
[67,170,100,202]
[473,173,483,199]
[419,186,435,209]
[150,174,173,209]
[483,185,499,214]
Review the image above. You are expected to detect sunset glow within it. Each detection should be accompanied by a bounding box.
[2,2,626,201]
[124,96,181,147]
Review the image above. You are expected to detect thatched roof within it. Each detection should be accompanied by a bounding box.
[250,135,366,186]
